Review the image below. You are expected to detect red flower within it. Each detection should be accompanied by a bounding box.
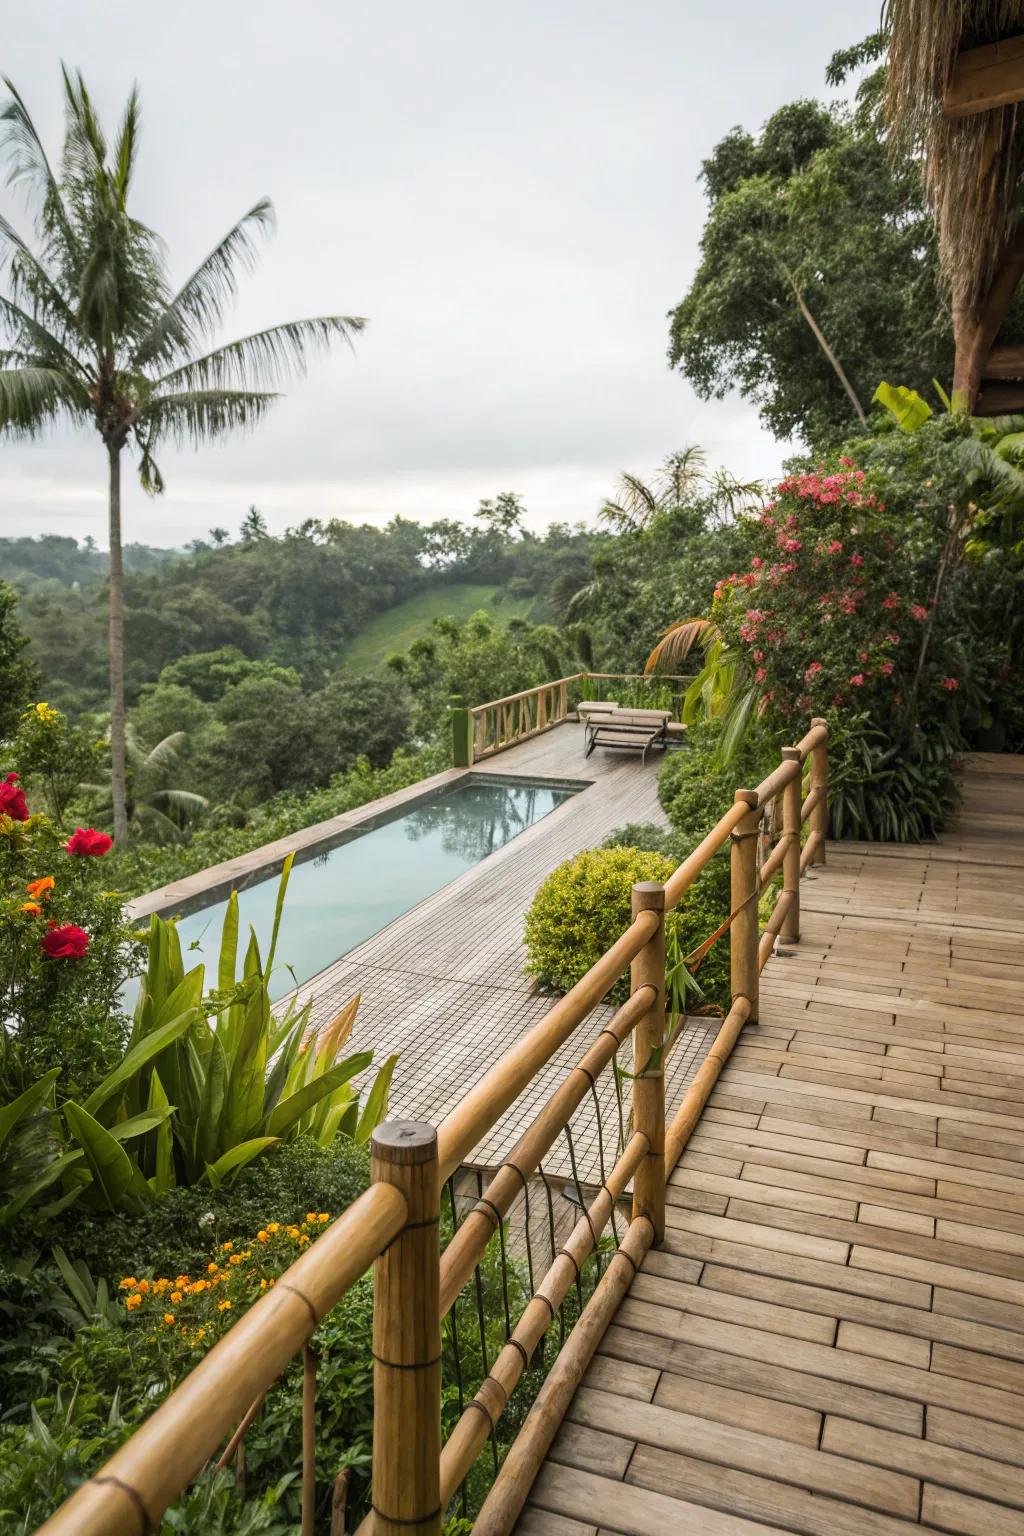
[827,540,843,554]
[942,677,959,691]
[910,603,928,621]
[66,826,113,857]
[849,673,865,687]
[850,554,864,567]
[41,923,90,959]
[755,667,767,683]
[0,772,28,821]
[881,661,895,677]
[881,593,900,611]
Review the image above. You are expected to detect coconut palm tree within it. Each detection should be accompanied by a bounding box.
[884,1,1024,409]
[83,725,208,842]
[0,71,365,842]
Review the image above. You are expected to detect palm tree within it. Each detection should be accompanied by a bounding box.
[0,71,365,841]
[83,726,208,843]
[884,2,1024,409]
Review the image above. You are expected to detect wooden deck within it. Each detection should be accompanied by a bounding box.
[521,754,1024,1536]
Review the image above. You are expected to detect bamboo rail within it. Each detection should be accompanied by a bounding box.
[460,669,696,764]
[40,717,830,1536]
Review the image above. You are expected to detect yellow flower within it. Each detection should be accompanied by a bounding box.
[190,1280,208,1295]
[170,1291,182,1305]
[259,1278,267,1291]
[257,1230,269,1243]
[306,1212,317,1223]
[197,1326,206,1339]
[298,1234,310,1246]
[153,1279,170,1294]
[266,1222,280,1234]
[318,1213,330,1224]
[30,702,58,723]
[125,1294,142,1311]
[137,1280,150,1294]
[218,1299,232,1312]
[163,1313,175,1326]
[119,1277,137,1290]
[221,1241,233,1253]
[175,1275,190,1288]
[228,1254,242,1265]
[207,1262,218,1274]
[18,901,41,915]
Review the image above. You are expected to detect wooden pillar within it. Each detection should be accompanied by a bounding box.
[810,717,828,866]
[449,696,473,769]
[780,748,801,945]
[630,881,666,1243]
[301,1345,317,1536]
[370,1122,441,1536]
[730,791,760,1024]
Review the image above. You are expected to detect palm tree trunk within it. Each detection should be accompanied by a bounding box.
[107,441,129,844]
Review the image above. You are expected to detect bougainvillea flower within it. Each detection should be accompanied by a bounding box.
[66,827,114,857]
[41,923,90,959]
[849,673,865,687]
[0,773,28,821]
[942,677,959,691]
[26,876,55,900]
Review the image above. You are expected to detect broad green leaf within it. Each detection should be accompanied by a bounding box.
[63,1102,138,1212]
[148,1071,175,1195]
[264,1053,373,1139]
[82,1010,198,1121]
[0,1068,60,1150]
[204,1136,278,1189]
[872,380,932,432]
[218,890,239,995]
[107,1107,174,1143]
[197,1035,228,1168]
[265,854,294,977]
[0,1150,82,1225]
[51,1245,95,1317]
[355,1054,398,1145]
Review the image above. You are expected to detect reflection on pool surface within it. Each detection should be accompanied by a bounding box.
[170,776,578,999]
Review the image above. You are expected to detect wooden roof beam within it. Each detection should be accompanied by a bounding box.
[985,344,1024,379]
[944,34,1024,117]
[973,381,1024,415]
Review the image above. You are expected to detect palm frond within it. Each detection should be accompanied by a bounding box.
[0,212,81,339]
[132,200,276,369]
[149,787,209,814]
[0,295,89,381]
[154,315,366,392]
[137,730,187,774]
[139,387,278,445]
[0,365,88,431]
[111,85,140,205]
[645,617,718,673]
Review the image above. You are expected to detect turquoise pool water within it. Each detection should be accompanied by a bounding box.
[169,776,578,999]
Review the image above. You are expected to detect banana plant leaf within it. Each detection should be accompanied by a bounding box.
[0,1068,60,1150]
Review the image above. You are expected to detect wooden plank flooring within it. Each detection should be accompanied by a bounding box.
[521,754,1024,1535]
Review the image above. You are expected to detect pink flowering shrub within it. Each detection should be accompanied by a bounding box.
[710,458,951,731]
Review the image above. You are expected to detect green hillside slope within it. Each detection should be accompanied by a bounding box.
[338,583,534,674]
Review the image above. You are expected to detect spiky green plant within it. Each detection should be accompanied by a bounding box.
[0,71,365,842]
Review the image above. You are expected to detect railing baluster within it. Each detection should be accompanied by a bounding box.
[810,715,829,864]
[780,747,802,945]
[302,1344,318,1536]
[630,881,667,1243]
[370,1122,441,1536]
[731,790,761,1023]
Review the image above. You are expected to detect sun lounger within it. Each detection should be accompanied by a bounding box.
[576,699,620,721]
[584,708,671,764]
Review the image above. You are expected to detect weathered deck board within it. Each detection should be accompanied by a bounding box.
[520,754,1024,1535]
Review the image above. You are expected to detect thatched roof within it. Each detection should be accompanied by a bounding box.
[885,1,1024,307]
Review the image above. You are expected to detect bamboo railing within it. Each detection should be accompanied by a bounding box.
[452,671,696,765]
[38,721,829,1536]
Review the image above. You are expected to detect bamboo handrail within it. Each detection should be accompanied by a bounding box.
[795,719,828,761]
[758,888,796,970]
[437,1131,648,1503]
[800,827,823,872]
[469,674,585,716]
[663,799,748,910]
[36,1183,406,1536]
[438,983,655,1315]
[664,996,751,1169]
[471,1214,656,1535]
[752,754,802,809]
[436,908,659,1180]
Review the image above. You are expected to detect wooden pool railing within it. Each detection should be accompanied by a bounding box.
[452,670,697,764]
[38,720,829,1536]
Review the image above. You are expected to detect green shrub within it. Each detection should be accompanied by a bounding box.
[601,821,680,859]
[657,721,773,846]
[524,847,680,1004]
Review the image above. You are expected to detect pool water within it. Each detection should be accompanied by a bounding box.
[169,776,578,999]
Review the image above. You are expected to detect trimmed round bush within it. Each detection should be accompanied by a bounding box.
[524,846,680,1003]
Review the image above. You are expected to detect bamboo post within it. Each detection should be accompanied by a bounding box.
[731,791,760,1024]
[780,748,801,945]
[810,717,828,865]
[449,696,473,768]
[630,882,666,1243]
[302,1345,318,1536]
[331,1469,350,1536]
[370,1122,441,1536]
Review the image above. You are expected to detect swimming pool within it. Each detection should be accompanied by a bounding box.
[167,775,579,998]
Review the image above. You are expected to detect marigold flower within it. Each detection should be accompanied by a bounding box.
[306,1213,317,1223]
[257,1230,269,1242]
[163,1313,175,1326]
[218,1299,232,1312]
[197,1326,207,1339]
[19,902,41,915]
[125,1293,142,1310]
[318,1213,330,1223]
[221,1241,233,1252]
[170,1291,182,1304]
[260,1278,268,1291]
[137,1280,150,1294]
[119,1277,137,1290]
[229,1254,242,1265]
[267,1222,280,1234]
[208,1262,218,1274]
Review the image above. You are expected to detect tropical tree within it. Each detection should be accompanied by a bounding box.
[83,725,208,841]
[0,71,365,841]
[883,1,1024,411]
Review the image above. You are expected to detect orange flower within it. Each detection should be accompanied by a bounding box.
[163,1313,175,1326]
[170,1291,182,1305]
[26,877,54,900]
[125,1294,142,1311]
[18,901,41,915]
[207,1262,218,1274]
[119,1277,137,1291]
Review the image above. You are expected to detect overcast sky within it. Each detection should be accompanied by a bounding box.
[1,0,879,547]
